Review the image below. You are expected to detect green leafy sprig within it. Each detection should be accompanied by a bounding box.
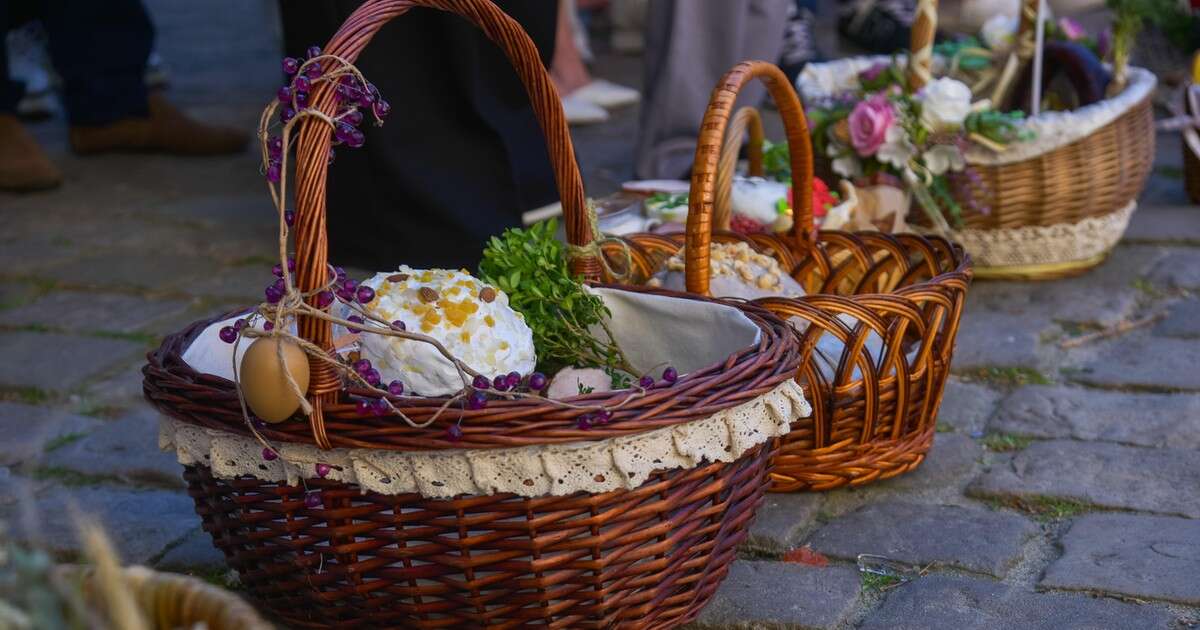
[478,219,633,375]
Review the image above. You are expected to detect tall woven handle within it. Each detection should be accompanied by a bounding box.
[907,0,1041,90]
[291,0,593,443]
[713,106,765,231]
[686,61,813,295]
[907,0,938,89]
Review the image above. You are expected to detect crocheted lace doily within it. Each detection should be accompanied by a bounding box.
[797,59,1155,165]
[937,201,1135,268]
[159,379,810,499]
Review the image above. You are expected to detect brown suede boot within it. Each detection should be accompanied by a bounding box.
[69,94,249,156]
[0,114,62,192]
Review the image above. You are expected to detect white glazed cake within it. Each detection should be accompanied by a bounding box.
[352,266,536,396]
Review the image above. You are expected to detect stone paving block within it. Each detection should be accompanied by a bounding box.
[688,560,861,629]
[79,365,152,410]
[0,331,144,391]
[1070,336,1200,391]
[41,251,216,292]
[965,246,1160,327]
[968,440,1200,518]
[1147,249,1200,290]
[42,407,182,488]
[0,290,192,334]
[0,282,44,311]
[1125,205,1200,244]
[821,434,983,516]
[1155,297,1200,339]
[1041,513,1200,605]
[4,485,199,564]
[806,502,1038,577]
[0,402,101,467]
[936,379,1002,435]
[155,528,227,573]
[744,492,824,554]
[989,385,1200,448]
[185,267,278,302]
[859,575,1175,630]
[950,311,1047,371]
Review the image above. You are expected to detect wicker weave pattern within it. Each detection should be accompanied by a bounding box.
[613,61,972,492]
[143,2,807,626]
[183,443,771,629]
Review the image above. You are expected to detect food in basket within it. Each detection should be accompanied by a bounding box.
[650,241,805,300]
[240,336,310,422]
[644,191,689,224]
[350,266,536,397]
[730,176,790,232]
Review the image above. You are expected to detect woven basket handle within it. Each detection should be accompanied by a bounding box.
[713,106,766,231]
[289,0,593,446]
[685,61,813,295]
[908,0,1043,90]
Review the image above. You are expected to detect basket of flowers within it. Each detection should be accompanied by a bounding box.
[142,1,809,627]
[610,60,972,492]
[797,0,1157,279]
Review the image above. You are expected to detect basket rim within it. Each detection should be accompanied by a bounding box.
[143,284,802,452]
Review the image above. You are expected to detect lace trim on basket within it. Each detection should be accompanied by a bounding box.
[159,380,810,499]
[938,201,1135,268]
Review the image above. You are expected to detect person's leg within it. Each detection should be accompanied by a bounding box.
[0,0,63,191]
[634,0,790,180]
[40,0,151,125]
[38,0,245,154]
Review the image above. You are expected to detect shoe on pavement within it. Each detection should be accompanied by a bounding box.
[0,114,62,192]
[572,79,640,109]
[562,93,609,125]
[69,93,248,156]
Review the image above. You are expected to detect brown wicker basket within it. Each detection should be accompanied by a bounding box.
[797,0,1156,280]
[142,1,804,627]
[611,61,972,492]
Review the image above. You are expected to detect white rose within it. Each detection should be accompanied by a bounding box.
[923,144,965,175]
[980,14,1018,50]
[876,125,916,170]
[919,78,973,131]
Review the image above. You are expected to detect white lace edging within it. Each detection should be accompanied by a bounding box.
[930,201,1135,268]
[159,380,810,499]
[797,59,1155,165]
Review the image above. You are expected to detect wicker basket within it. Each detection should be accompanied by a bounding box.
[796,0,1156,280]
[68,565,270,630]
[1183,80,1200,204]
[611,61,972,492]
[142,1,805,627]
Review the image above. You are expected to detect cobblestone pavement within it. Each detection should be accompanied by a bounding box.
[2,1,1199,628]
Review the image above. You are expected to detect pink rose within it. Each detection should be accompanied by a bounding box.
[847,95,894,157]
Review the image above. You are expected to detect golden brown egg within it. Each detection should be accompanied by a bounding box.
[239,337,310,423]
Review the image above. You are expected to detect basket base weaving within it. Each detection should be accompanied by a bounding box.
[181,442,774,629]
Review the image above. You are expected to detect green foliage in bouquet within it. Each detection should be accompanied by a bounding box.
[1107,0,1185,82]
[479,218,632,375]
[762,139,793,183]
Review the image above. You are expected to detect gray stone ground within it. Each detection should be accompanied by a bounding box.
[1,1,1199,628]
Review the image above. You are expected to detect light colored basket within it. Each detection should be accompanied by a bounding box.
[68,565,271,630]
[796,1,1156,280]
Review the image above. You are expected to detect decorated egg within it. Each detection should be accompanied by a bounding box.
[239,337,310,423]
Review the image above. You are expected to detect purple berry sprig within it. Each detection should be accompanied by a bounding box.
[262,47,391,184]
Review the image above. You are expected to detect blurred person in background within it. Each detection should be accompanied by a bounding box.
[552,0,640,125]
[635,0,821,180]
[0,0,248,193]
[278,1,562,271]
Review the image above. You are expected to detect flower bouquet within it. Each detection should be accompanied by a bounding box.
[798,0,1157,278]
[810,71,1027,231]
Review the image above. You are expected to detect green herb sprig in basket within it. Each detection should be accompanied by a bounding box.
[479,218,634,378]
